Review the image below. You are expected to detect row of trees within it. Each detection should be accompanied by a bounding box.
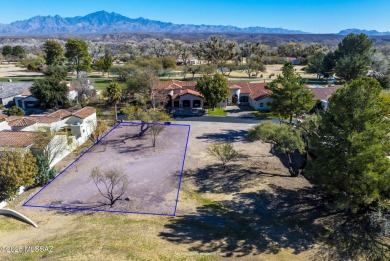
[306,33,390,88]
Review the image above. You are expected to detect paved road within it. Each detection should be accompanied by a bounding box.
[172,115,279,124]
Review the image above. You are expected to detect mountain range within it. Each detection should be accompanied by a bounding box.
[338,29,390,36]
[0,11,310,35]
[0,11,388,36]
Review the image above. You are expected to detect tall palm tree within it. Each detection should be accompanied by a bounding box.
[104,82,122,122]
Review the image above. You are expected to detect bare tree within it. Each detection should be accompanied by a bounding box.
[88,120,108,143]
[32,127,73,165]
[207,143,238,169]
[90,167,129,207]
[72,78,96,107]
[149,124,165,147]
[144,68,161,110]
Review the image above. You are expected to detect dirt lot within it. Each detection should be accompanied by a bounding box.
[0,120,324,260]
[25,122,189,215]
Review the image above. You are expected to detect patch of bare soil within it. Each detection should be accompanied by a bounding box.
[25,123,189,215]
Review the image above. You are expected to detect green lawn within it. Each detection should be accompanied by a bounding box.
[91,78,113,91]
[0,77,44,82]
[251,111,279,118]
[207,108,227,116]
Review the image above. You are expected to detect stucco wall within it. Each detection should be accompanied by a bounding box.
[178,94,203,108]
[251,97,272,111]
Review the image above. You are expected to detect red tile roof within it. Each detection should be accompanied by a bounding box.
[158,80,271,101]
[308,86,340,101]
[172,89,204,99]
[7,117,37,127]
[0,131,38,148]
[234,82,271,101]
[47,109,73,119]
[72,107,96,119]
[7,115,61,124]
[228,82,241,90]
[157,80,197,90]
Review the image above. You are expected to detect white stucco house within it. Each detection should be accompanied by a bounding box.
[157,80,272,111]
[0,107,97,167]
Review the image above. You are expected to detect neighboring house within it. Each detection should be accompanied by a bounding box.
[65,107,97,144]
[176,58,200,66]
[14,88,39,110]
[0,131,38,153]
[0,107,97,167]
[282,57,301,65]
[0,82,33,107]
[13,81,95,109]
[64,81,95,101]
[217,82,271,110]
[307,86,340,110]
[157,80,199,108]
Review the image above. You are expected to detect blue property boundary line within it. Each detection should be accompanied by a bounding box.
[23,121,190,217]
[23,122,122,207]
[173,124,190,216]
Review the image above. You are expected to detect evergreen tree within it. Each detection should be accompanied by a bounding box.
[65,38,91,78]
[34,154,57,186]
[307,77,390,213]
[269,62,314,124]
[43,39,64,66]
[334,33,373,82]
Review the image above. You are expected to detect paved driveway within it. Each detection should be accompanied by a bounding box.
[224,105,256,118]
[173,115,279,124]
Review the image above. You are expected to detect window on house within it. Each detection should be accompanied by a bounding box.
[259,103,263,107]
[239,96,249,102]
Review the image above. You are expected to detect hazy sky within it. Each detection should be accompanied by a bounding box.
[1,0,389,33]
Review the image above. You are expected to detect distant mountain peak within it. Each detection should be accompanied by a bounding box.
[0,11,310,36]
[338,28,390,36]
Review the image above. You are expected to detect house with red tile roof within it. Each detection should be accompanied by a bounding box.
[0,131,38,151]
[0,107,97,166]
[307,86,340,110]
[157,80,272,110]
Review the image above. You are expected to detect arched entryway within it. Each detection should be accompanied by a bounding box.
[232,94,238,105]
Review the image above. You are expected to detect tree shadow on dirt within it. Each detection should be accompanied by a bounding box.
[160,185,331,257]
[115,144,145,154]
[185,163,291,194]
[46,200,111,215]
[196,129,249,142]
[313,213,390,261]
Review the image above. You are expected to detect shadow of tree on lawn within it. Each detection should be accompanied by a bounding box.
[185,163,290,194]
[160,185,330,257]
